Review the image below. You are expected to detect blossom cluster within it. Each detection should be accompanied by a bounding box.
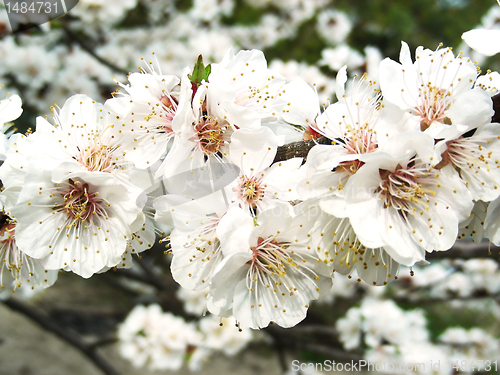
[336,298,500,375]
[117,303,254,372]
[1,39,500,335]
[301,42,500,285]
[0,0,348,112]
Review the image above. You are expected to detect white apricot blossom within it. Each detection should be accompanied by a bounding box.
[379,42,492,139]
[207,204,332,329]
[433,122,500,201]
[155,83,232,178]
[343,133,473,266]
[6,95,145,278]
[106,67,193,169]
[10,169,143,278]
[227,126,302,215]
[209,48,287,129]
[0,90,22,160]
[0,211,58,295]
[118,304,200,371]
[159,190,229,291]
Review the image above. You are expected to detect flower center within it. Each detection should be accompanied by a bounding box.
[414,85,452,131]
[76,144,114,173]
[335,159,365,175]
[436,137,488,171]
[303,124,322,141]
[0,213,31,290]
[0,214,18,269]
[345,130,378,155]
[158,94,177,133]
[378,165,436,215]
[249,237,292,278]
[55,179,106,225]
[195,116,227,156]
[235,176,264,207]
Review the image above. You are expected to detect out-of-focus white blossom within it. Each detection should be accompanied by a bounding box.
[335,305,362,350]
[190,0,234,22]
[320,45,365,71]
[462,3,500,56]
[269,59,336,105]
[440,327,500,371]
[337,298,429,351]
[198,315,253,356]
[316,10,352,45]
[176,288,209,316]
[118,304,200,371]
[72,0,138,25]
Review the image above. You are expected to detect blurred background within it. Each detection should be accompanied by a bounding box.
[0,1,500,374]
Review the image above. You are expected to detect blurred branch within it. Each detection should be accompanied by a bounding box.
[301,344,363,362]
[111,267,161,289]
[113,255,197,320]
[427,241,500,260]
[266,323,363,368]
[289,324,339,336]
[134,255,172,290]
[2,297,120,375]
[61,25,130,76]
[393,291,500,304]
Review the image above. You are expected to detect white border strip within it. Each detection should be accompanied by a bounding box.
[60,0,68,13]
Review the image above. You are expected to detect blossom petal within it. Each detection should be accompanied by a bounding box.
[462,29,500,56]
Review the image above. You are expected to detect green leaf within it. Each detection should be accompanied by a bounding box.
[189,55,211,89]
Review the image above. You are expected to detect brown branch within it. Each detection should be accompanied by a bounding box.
[273,137,332,163]
[2,297,120,375]
[274,94,500,164]
[492,93,500,124]
[427,241,500,260]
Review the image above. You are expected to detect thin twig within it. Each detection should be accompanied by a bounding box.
[2,297,120,375]
[62,25,130,76]
[109,268,158,289]
[134,256,171,291]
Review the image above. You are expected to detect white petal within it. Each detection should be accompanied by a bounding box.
[229,127,282,175]
[216,206,254,258]
[462,29,500,56]
[335,65,348,102]
[399,41,412,66]
[0,94,22,125]
[279,80,320,127]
